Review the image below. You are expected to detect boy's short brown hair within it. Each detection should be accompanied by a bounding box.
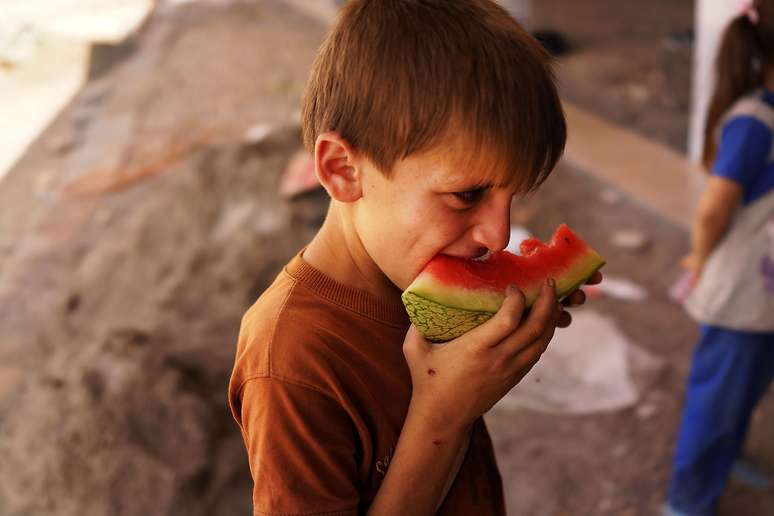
[302,0,566,192]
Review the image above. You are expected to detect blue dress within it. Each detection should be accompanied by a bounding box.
[668,89,774,515]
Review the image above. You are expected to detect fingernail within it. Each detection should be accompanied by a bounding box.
[547,278,555,289]
[506,284,518,296]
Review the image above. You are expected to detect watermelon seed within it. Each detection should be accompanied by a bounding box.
[564,237,571,244]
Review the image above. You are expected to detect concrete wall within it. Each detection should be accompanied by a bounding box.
[688,1,740,161]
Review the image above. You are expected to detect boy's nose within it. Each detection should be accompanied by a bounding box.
[470,202,511,253]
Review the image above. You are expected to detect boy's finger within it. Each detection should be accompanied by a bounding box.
[530,299,560,352]
[586,271,603,285]
[557,309,572,328]
[505,309,558,373]
[562,289,586,307]
[502,278,557,356]
[511,298,562,365]
[461,284,526,348]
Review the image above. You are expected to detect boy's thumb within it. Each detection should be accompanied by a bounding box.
[402,325,432,358]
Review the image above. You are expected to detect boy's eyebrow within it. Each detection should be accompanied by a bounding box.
[458,181,510,190]
[468,182,495,190]
[441,180,493,191]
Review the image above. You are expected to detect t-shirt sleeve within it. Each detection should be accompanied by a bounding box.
[238,376,360,516]
[713,116,772,190]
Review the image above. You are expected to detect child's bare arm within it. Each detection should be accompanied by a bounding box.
[367,280,560,515]
[685,176,743,277]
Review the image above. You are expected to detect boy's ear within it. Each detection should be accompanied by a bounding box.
[314,132,363,202]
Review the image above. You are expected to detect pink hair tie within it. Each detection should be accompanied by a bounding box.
[740,2,760,25]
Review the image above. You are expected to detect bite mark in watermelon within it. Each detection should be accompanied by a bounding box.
[401,224,606,342]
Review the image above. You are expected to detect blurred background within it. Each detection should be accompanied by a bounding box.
[0,1,771,515]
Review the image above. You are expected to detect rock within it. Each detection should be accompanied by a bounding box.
[596,498,614,513]
[0,132,329,516]
[0,137,329,516]
[0,1,329,515]
[47,133,79,155]
[243,123,273,144]
[626,82,651,103]
[600,188,623,205]
[635,402,659,420]
[663,29,694,51]
[594,276,648,302]
[611,229,650,252]
[0,366,23,403]
[611,444,629,458]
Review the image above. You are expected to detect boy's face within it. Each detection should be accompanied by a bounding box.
[352,141,521,291]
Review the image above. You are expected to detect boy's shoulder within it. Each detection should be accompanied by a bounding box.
[231,265,346,391]
[229,251,410,408]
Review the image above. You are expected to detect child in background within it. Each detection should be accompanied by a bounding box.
[228,1,599,514]
[666,2,774,515]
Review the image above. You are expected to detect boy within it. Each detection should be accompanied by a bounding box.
[229,1,598,514]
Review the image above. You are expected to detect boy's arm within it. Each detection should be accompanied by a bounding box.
[237,364,473,516]
[436,426,472,510]
[368,280,561,515]
[238,377,360,515]
[367,406,473,516]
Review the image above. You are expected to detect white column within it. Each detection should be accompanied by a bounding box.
[689,1,740,161]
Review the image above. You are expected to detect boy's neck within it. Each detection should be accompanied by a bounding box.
[303,203,402,301]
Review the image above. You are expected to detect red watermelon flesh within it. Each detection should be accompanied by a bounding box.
[519,237,546,256]
[401,224,605,342]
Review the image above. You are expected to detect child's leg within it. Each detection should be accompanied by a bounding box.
[667,325,774,516]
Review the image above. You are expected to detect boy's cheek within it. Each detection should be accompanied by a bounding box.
[362,204,465,286]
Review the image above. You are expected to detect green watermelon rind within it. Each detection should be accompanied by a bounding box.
[403,260,605,342]
[555,261,605,302]
[401,291,495,343]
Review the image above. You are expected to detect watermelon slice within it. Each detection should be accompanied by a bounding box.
[402,224,605,342]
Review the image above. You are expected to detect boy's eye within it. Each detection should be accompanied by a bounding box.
[452,188,486,204]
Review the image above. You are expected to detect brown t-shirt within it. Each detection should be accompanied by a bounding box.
[228,252,505,515]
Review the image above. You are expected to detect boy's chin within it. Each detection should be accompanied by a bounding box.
[389,269,420,293]
[390,275,412,293]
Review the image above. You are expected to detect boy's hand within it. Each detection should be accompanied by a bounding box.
[402,279,561,434]
[557,270,603,328]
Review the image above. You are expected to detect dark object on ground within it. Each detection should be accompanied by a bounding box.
[663,29,694,51]
[532,29,572,56]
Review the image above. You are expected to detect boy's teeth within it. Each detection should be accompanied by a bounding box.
[472,250,492,261]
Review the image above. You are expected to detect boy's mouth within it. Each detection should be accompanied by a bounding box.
[471,250,492,262]
[440,249,492,261]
